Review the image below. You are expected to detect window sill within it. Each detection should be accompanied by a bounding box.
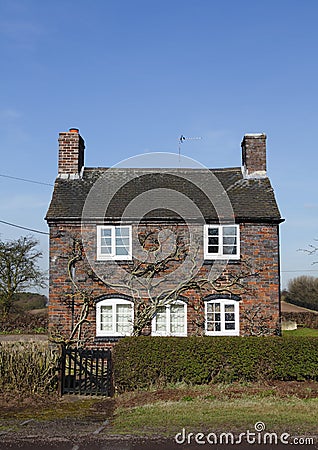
[203,258,240,265]
[205,332,239,336]
[151,334,187,337]
[96,256,132,262]
[204,255,240,260]
[94,336,127,343]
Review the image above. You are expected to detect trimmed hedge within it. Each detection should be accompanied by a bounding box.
[0,312,48,334]
[113,336,318,392]
[282,312,318,329]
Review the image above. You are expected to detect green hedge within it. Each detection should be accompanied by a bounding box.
[282,312,318,329]
[113,336,318,392]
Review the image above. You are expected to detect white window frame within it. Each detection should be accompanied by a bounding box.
[97,225,132,260]
[205,298,239,336]
[204,224,240,260]
[96,298,134,337]
[152,300,187,337]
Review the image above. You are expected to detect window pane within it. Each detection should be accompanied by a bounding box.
[170,304,185,334]
[225,323,235,330]
[208,246,219,254]
[208,228,219,236]
[115,227,129,237]
[223,237,237,245]
[223,226,237,236]
[101,228,112,237]
[101,237,112,245]
[100,305,113,331]
[225,304,234,312]
[100,246,112,254]
[155,306,166,332]
[208,237,219,245]
[207,322,215,331]
[214,303,221,312]
[215,323,221,331]
[223,246,237,255]
[225,313,235,322]
[115,237,129,246]
[116,247,129,255]
[116,304,133,334]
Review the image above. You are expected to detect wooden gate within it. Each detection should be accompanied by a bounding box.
[60,347,112,396]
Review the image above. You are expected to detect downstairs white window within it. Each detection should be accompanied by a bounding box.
[152,301,187,336]
[96,298,134,337]
[205,298,239,336]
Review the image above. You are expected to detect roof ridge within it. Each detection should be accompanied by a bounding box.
[83,166,241,172]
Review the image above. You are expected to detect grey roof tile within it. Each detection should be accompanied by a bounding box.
[45,167,282,223]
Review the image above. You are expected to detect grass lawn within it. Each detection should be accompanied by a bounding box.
[113,397,318,436]
[112,383,318,436]
[283,327,318,336]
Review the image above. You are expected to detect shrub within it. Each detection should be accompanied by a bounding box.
[0,312,48,334]
[113,336,318,392]
[285,276,318,311]
[282,312,318,329]
[0,342,59,395]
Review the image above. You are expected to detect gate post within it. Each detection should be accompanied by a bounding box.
[58,345,66,396]
[107,349,114,397]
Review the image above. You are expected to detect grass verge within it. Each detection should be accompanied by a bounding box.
[112,384,318,436]
[283,327,318,336]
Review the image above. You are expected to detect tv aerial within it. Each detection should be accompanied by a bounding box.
[178,134,202,161]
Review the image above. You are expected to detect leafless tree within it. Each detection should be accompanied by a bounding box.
[284,276,318,312]
[0,236,46,317]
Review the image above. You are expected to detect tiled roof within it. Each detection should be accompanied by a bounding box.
[45,167,282,223]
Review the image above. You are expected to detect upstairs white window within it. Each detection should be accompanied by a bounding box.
[152,301,187,336]
[205,298,239,336]
[96,298,134,337]
[97,225,132,260]
[204,225,240,260]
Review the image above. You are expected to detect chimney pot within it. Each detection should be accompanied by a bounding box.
[69,128,79,133]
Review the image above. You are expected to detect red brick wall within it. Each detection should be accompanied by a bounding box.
[48,221,281,347]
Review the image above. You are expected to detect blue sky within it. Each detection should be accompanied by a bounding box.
[1,0,318,291]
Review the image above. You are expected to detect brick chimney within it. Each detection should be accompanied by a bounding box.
[241,133,267,178]
[58,128,85,178]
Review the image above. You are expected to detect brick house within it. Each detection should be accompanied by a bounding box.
[46,128,283,346]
